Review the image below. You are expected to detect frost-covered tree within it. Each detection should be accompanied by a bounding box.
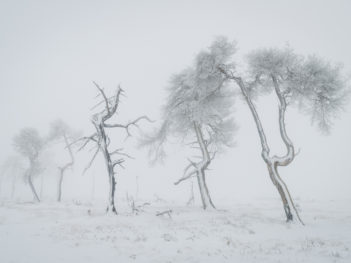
[142,37,237,209]
[48,119,78,202]
[13,128,45,202]
[219,43,349,223]
[77,83,150,214]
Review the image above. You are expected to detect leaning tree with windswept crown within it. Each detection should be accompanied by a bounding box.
[218,40,349,224]
[142,37,237,209]
[13,128,45,202]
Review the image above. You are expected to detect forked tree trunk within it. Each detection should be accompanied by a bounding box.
[26,158,41,203]
[271,76,303,224]
[222,73,302,223]
[28,173,40,202]
[93,118,117,214]
[193,122,215,210]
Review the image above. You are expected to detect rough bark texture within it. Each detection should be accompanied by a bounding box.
[93,118,117,214]
[79,84,150,214]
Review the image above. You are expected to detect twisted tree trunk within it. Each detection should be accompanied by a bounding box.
[271,76,304,224]
[93,117,117,214]
[219,68,302,223]
[193,122,215,210]
[27,164,40,202]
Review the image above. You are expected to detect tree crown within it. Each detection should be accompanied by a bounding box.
[13,128,44,160]
[143,37,238,162]
[247,47,349,132]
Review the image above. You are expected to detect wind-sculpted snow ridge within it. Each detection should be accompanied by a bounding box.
[0,199,350,263]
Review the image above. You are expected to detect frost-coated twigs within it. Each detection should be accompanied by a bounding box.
[104,116,154,138]
[76,82,151,214]
[143,38,236,210]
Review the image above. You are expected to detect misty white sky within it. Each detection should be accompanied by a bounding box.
[0,0,350,204]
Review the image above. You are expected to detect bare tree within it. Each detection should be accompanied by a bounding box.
[48,119,78,202]
[13,128,44,202]
[219,42,349,223]
[142,37,237,209]
[77,83,151,214]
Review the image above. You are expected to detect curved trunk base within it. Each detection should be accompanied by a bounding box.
[267,164,293,222]
[57,172,64,202]
[277,183,293,222]
[28,176,40,203]
[106,204,117,214]
[106,175,117,215]
[196,172,215,210]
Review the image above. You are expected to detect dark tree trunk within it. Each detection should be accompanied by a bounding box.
[57,169,64,202]
[28,174,40,202]
[106,174,117,214]
[94,120,117,214]
[196,170,215,209]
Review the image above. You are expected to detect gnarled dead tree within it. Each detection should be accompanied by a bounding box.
[218,42,349,224]
[77,82,151,214]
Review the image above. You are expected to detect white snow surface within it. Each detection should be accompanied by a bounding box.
[0,199,350,263]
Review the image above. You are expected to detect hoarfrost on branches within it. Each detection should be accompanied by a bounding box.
[142,37,238,209]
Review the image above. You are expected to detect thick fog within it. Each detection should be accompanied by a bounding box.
[1,0,350,205]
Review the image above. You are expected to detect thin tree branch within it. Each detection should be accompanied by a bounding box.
[104,116,154,136]
[93,81,111,115]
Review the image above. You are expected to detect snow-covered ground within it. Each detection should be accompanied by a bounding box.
[0,198,350,263]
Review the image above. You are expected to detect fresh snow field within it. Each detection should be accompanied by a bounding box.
[0,198,350,263]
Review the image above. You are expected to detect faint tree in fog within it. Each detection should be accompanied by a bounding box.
[219,42,349,224]
[77,83,151,214]
[142,37,237,209]
[13,128,45,202]
[0,156,25,199]
[48,119,79,202]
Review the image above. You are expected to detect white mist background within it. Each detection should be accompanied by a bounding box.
[0,0,350,206]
